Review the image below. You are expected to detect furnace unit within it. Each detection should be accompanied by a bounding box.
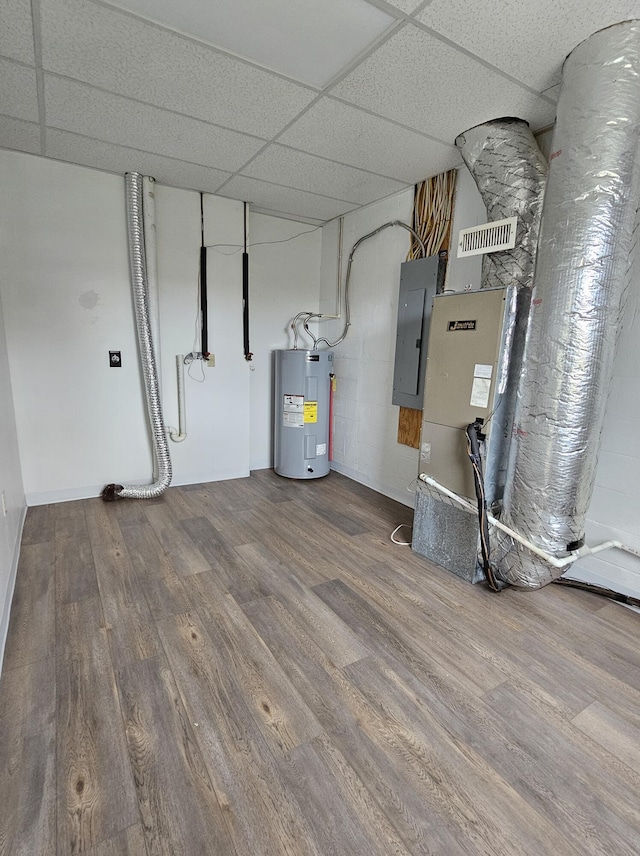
[412,287,515,581]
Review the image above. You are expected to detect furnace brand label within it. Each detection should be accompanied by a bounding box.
[283,394,304,427]
[448,319,477,331]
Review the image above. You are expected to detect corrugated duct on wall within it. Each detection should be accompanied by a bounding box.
[495,21,640,588]
[102,171,172,501]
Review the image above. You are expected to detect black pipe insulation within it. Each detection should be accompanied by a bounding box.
[199,193,209,358]
[243,202,252,361]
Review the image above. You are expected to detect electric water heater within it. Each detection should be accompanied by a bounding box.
[274,349,333,479]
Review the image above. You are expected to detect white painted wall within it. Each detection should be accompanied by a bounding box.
[319,188,420,507]
[155,186,250,486]
[0,287,26,667]
[246,213,321,470]
[444,167,486,292]
[0,149,322,504]
[0,150,254,502]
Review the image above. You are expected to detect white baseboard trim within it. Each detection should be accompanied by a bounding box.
[0,504,28,673]
[330,462,415,509]
[26,470,252,506]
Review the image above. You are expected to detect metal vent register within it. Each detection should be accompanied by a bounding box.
[457,216,518,257]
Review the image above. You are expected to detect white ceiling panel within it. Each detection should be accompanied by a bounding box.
[241,144,407,204]
[40,0,317,139]
[278,97,460,183]
[103,0,395,88]
[381,0,424,14]
[417,0,640,92]
[219,176,357,222]
[45,130,232,193]
[0,115,41,154]
[0,58,39,122]
[0,0,35,64]
[44,76,265,172]
[331,24,556,142]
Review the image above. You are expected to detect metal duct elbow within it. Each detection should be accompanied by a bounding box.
[496,21,640,588]
[455,117,547,292]
[102,172,172,501]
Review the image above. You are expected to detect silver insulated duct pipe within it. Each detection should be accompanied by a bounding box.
[496,21,640,588]
[455,118,547,504]
[455,117,547,292]
[102,172,172,501]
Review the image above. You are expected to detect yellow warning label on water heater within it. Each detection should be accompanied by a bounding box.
[304,401,318,423]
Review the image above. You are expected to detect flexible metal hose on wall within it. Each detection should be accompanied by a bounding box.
[496,21,640,587]
[102,171,172,501]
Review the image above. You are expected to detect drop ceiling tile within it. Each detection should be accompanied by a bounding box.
[278,97,460,183]
[219,176,357,223]
[332,24,556,141]
[417,0,640,92]
[40,0,316,138]
[0,59,39,122]
[44,76,265,172]
[0,116,40,154]
[381,0,424,13]
[45,130,232,193]
[0,0,35,64]
[104,0,395,89]
[242,144,407,204]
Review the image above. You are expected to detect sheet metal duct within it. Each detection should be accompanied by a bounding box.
[496,21,640,588]
[455,118,547,505]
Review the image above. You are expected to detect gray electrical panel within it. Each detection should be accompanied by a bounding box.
[391,255,444,409]
[274,349,333,479]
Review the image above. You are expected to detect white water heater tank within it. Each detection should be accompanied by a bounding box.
[274,349,333,479]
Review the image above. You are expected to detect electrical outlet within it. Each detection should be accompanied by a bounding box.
[1,491,7,517]
[207,354,216,367]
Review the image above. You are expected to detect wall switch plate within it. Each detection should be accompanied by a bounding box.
[109,350,122,367]
[1,491,6,517]
[207,354,216,367]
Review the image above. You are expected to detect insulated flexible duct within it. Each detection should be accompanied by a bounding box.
[496,21,640,588]
[455,117,547,292]
[455,118,547,506]
[102,172,172,501]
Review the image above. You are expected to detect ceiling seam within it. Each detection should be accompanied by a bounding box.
[43,122,416,193]
[319,19,407,92]
[411,19,558,103]
[324,93,461,147]
[87,0,322,94]
[38,126,233,176]
[266,140,424,185]
[42,71,273,144]
[217,172,367,207]
[29,0,46,155]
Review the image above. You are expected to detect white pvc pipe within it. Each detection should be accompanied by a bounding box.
[169,354,187,442]
[418,474,640,570]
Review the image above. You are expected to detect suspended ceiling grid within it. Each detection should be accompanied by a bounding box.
[2,0,640,224]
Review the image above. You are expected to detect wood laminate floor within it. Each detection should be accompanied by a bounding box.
[1,469,639,855]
